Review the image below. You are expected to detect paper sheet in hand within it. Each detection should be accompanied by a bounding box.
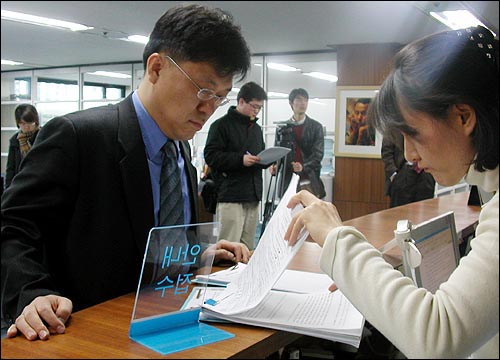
[202,174,308,315]
[256,146,291,166]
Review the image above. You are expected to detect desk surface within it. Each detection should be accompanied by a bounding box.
[1,192,480,359]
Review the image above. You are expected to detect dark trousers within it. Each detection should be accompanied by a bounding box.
[389,164,435,208]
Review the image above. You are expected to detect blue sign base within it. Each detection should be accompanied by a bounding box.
[129,308,234,355]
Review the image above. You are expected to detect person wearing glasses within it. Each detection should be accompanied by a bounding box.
[204,82,268,250]
[1,4,251,341]
[271,88,326,199]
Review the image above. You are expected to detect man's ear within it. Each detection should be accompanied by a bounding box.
[454,104,476,136]
[145,53,164,84]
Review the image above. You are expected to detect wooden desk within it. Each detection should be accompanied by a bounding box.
[1,192,479,358]
[343,191,480,268]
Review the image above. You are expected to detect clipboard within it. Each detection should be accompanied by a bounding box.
[255,146,291,166]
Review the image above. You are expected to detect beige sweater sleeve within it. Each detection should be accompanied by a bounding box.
[319,193,499,359]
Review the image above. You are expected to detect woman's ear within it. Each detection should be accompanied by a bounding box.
[453,104,476,136]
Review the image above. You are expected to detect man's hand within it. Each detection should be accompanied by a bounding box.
[6,295,73,341]
[205,239,251,265]
[291,161,303,173]
[269,164,277,175]
[243,154,260,167]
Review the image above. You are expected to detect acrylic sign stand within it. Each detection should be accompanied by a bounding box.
[129,222,234,355]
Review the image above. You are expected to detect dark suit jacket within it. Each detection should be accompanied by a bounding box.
[5,129,39,188]
[381,136,406,196]
[1,95,199,321]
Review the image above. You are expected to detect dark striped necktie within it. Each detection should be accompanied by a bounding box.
[158,140,184,226]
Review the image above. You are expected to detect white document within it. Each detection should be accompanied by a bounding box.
[198,173,365,348]
[273,269,332,294]
[193,263,245,286]
[201,289,365,348]
[203,174,308,314]
[194,264,333,294]
[255,146,291,166]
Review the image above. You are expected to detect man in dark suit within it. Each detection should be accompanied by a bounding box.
[1,4,251,341]
[381,133,435,207]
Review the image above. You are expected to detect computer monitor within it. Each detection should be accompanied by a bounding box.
[408,211,460,294]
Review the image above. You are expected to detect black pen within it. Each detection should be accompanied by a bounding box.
[196,288,202,299]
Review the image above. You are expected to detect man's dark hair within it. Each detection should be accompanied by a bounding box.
[237,81,267,103]
[14,104,39,128]
[289,88,309,103]
[143,3,251,81]
[356,98,371,106]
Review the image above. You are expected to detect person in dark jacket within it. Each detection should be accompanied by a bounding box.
[5,104,40,188]
[272,88,326,199]
[204,82,268,250]
[1,3,251,342]
[381,132,435,207]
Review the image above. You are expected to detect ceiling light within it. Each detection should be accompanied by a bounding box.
[1,59,24,66]
[87,71,131,79]
[302,72,338,82]
[267,63,300,72]
[1,10,93,32]
[268,91,289,97]
[309,99,327,106]
[430,10,496,36]
[126,35,150,44]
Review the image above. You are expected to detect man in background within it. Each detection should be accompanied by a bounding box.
[382,133,435,207]
[204,82,268,250]
[272,88,326,199]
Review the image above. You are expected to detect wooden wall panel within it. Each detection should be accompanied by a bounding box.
[333,43,400,220]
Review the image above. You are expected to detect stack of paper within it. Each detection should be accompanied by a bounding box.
[198,174,365,348]
[202,289,364,348]
[194,263,334,294]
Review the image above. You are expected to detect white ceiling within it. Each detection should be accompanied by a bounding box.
[1,1,498,73]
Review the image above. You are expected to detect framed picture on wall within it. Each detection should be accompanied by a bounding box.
[334,86,381,158]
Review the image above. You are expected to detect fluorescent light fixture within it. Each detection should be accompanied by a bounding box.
[126,35,149,44]
[87,71,131,79]
[302,72,338,82]
[430,10,496,36]
[267,63,300,72]
[1,59,24,66]
[1,10,93,32]
[268,91,289,97]
[309,99,327,106]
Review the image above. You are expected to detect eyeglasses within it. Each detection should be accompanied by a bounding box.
[163,56,230,107]
[247,102,263,111]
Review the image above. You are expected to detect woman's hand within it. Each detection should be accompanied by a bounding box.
[285,190,343,247]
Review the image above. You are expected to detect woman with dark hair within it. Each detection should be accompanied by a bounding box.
[284,26,498,358]
[5,104,40,188]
